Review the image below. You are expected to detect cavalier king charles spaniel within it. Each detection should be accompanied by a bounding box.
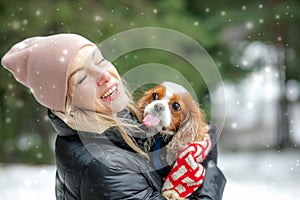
[136,81,208,153]
[136,82,211,200]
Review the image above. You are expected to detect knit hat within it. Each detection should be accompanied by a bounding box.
[1,34,94,112]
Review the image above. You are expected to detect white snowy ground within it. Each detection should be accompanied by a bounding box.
[219,150,300,200]
[0,150,299,200]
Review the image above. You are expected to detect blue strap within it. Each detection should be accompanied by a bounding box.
[151,136,163,171]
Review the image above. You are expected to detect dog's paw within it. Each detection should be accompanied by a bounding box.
[162,190,186,200]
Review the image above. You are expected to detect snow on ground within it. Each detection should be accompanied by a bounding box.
[219,150,300,200]
[0,165,55,200]
[0,150,299,200]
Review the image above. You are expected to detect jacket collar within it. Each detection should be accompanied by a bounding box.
[48,109,148,151]
[48,109,77,137]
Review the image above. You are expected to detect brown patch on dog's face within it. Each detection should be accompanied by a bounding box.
[168,94,184,132]
[136,84,166,122]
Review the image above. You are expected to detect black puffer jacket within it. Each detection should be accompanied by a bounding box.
[48,109,226,200]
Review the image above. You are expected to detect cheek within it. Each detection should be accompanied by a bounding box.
[72,85,96,106]
[108,67,120,80]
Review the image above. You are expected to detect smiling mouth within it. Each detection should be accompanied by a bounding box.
[100,85,117,99]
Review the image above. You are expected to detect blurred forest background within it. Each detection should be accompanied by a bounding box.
[0,0,299,164]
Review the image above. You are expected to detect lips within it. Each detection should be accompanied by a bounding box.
[100,84,119,101]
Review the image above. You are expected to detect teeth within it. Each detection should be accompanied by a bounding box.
[101,85,117,98]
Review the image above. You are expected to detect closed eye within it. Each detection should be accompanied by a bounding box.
[96,58,105,66]
[78,75,87,84]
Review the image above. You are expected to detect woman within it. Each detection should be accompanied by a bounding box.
[2,33,226,200]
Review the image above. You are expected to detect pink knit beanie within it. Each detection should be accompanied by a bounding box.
[1,33,94,112]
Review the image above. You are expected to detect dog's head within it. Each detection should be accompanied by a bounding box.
[136,82,207,152]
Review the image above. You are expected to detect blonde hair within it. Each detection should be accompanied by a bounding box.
[53,86,149,160]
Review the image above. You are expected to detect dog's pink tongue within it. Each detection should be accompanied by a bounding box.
[143,114,160,127]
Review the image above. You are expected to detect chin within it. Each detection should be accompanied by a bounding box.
[111,94,130,113]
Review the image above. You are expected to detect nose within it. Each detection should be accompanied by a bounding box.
[97,70,111,86]
[154,103,165,112]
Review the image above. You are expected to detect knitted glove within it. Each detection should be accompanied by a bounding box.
[162,133,211,199]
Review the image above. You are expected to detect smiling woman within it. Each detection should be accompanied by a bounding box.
[1,33,226,200]
[67,45,129,114]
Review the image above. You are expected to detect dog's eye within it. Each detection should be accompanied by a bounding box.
[172,102,181,111]
[152,93,159,100]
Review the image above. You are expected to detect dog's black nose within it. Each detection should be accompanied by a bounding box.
[154,103,165,112]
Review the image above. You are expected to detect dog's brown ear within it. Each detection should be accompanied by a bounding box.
[135,94,147,122]
[166,94,207,153]
[135,89,153,122]
[194,108,207,141]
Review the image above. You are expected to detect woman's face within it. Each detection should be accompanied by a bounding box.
[68,45,129,113]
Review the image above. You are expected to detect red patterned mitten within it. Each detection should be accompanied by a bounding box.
[162,133,211,199]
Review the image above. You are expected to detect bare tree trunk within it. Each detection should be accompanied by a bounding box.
[268,0,291,148]
[276,44,291,148]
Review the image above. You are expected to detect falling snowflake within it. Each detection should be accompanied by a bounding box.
[245,22,253,29]
[231,123,237,129]
[94,15,103,22]
[5,118,11,123]
[59,57,65,62]
[62,49,68,55]
[35,9,41,16]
